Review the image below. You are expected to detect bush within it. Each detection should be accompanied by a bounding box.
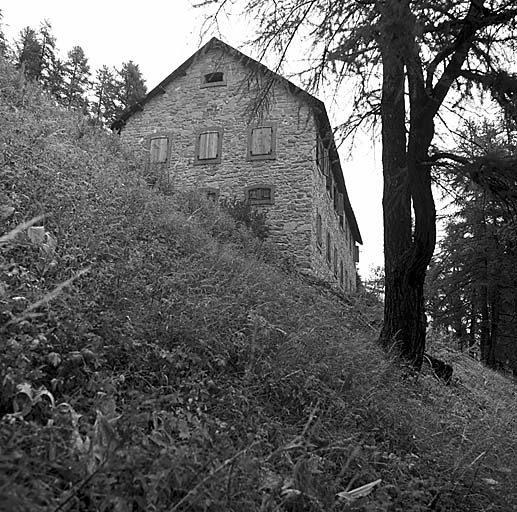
[220,197,269,240]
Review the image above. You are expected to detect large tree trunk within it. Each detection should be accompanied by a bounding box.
[378,1,436,369]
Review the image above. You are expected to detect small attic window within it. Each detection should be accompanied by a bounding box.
[201,71,227,88]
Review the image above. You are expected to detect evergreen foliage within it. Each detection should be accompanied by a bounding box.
[427,122,517,373]
[116,60,147,115]
[63,45,91,110]
[2,16,146,126]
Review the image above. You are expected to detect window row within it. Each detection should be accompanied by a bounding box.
[316,135,348,223]
[199,185,276,206]
[316,212,358,286]
[148,125,277,166]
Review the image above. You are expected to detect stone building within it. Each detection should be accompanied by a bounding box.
[112,37,362,292]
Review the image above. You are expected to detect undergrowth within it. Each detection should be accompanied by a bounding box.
[1,58,516,511]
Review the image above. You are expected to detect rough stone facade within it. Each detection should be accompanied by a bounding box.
[115,38,362,292]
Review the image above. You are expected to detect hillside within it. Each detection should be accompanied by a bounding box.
[1,58,516,512]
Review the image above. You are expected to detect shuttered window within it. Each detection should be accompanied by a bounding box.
[316,212,322,246]
[316,136,330,176]
[195,128,223,164]
[149,136,168,163]
[247,124,277,160]
[199,131,219,159]
[250,127,273,156]
[340,260,344,287]
[354,245,360,263]
[334,247,338,275]
[327,232,331,265]
[246,185,275,205]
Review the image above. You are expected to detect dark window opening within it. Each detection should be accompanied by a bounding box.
[316,212,322,246]
[204,72,224,84]
[205,72,224,83]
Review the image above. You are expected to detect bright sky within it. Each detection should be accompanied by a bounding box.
[1,0,384,277]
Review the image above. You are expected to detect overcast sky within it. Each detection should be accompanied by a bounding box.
[1,0,384,276]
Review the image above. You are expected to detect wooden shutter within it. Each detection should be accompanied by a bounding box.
[337,193,344,214]
[317,137,326,173]
[199,131,219,160]
[354,245,359,262]
[251,127,273,156]
[150,137,168,163]
[316,213,322,245]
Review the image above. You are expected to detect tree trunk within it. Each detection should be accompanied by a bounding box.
[378,1,436,369]
[479,279,490,364]
[487,284,499,368]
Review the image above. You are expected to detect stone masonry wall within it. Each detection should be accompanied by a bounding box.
[310,158,358,292]
[119,46,358,288]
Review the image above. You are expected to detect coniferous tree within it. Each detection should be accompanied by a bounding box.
[38,21,59,90]
[427,122,517,372]
[91,65,119,126]
[15,27,42,80]
[116,60,147,114]
[63,45,90,110]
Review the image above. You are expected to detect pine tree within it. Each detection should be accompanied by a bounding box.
[116,60,147,114]
[427,122,517,371]
[92,65,119,125]
[15,27,42,80]
[38,21,59,91]
[63,45,91,110]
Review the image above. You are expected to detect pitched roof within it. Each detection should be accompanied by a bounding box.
[111,37,362,244]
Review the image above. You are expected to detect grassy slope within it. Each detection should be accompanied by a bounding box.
[0,60,516,512]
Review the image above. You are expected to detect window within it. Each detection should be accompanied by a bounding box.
[340,260,344,287]
[334,247,338,275]
[354,245,360,263]
[247,124,277,160]
[246,185,275,205]
[316,136,330,176]
[195,128,223,164]
[326,173,333,194]
[316,212,322,247]
[149,136,168,163]
[201,71,226,88]
[337,192,344,215]
[326,232,331,265]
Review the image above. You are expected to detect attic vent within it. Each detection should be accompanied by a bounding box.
[205,72,223,83]
[201,71,226,88]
